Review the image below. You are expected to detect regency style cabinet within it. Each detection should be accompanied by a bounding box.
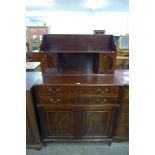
[33,85,121,143]
[26,34,129,148]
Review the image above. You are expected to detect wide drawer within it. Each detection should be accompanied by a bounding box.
[37,86,77,95]
[78,86,119,95]
[78,96,118,105]
[39,96,118,105]
[36,85,120,96]
[39,95,75,105]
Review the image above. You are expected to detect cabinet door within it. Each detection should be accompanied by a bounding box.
[38,105,77,140]
[81,106,117,139]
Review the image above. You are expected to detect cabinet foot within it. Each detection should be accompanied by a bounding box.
[108,140,112,146]
[43,141,48,147]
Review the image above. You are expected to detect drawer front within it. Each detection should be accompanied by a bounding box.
[37,86,77,95]
[78,96,118,105]
[119,112,129,124]
[39,95,75,105]
[39,96,118,105]
[78,86,119,95]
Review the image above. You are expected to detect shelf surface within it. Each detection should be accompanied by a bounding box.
[26,70,129,91]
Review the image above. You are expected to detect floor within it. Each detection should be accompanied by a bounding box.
[27,142,129,155]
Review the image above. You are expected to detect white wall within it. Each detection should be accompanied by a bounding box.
[26,11,129,36]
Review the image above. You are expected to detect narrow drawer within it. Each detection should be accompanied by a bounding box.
[78,96,118,105]
[39,95,75,105]
[37,85,77,95]
[119,112,129,124]
[78,86,119,95]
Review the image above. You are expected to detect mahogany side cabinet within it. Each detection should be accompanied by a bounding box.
[26,34,129,148]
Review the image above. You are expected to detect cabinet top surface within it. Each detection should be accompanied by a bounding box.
[26,70,129,91]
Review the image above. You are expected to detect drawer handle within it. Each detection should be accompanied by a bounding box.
[96,99,107,103]
[49,98,60,104]
[97,88,109,93]
[49,88,60,94]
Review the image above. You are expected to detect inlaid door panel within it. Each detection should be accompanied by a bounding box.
[98,53,116,74]
[39,106,76,139]
[81,106,117,139]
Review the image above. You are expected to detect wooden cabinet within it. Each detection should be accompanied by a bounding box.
[26,26,50,52]
[26,34,129,147]
[34,85,120,143]
[26,91,42,149]
[114,85,129,140]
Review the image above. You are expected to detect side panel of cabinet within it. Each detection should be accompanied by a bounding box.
[114,85,129,141]
[81,106,117,139]
[26,91,42,148]
[98,53,116,74]
[38,105,77,141]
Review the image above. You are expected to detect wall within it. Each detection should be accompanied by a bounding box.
[26,11,129,36]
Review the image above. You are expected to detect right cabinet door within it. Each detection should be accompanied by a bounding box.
[81,106,117,139]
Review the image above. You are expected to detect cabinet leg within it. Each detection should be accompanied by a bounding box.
[108,140,112,146]
[43,141,48,147]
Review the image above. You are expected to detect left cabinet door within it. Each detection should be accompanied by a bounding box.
[38,105,77,141]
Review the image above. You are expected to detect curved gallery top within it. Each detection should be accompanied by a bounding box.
[39,34,116,53]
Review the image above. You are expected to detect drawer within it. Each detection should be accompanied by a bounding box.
[78,86,119,95]
[115,124,129,138]
[78,96,118,105]
[119,112,129,124]
[37,85,77,95]
[39,95,118,105]
[39,95,75,105]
